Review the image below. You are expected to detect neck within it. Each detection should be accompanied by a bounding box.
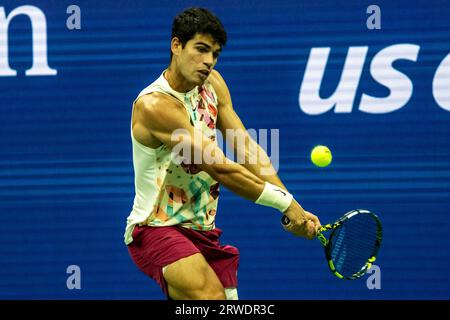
[165,65,195,93]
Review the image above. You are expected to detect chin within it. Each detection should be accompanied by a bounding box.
[193,78,205,86]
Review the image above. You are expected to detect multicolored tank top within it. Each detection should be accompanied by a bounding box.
[124,70,220,245]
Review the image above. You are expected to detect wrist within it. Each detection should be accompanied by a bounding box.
[255,182,293,213]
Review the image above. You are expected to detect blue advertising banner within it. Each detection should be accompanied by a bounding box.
[0,0,449,299]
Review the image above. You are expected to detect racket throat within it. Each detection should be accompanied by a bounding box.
[317,233,328,246]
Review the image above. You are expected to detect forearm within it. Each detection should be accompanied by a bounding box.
[239,139,287,190]
[243,159,285,189]
[211,160,294,214]
[173,129,266,201]
[247,147,303,215]
[208,161,266,201]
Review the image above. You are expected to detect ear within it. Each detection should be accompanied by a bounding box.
[171,37,182,57]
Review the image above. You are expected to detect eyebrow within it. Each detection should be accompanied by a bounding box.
[195,41,222,53]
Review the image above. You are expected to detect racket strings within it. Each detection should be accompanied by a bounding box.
[329,213,380,277]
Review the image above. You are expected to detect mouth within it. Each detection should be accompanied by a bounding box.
[198,70,210,78]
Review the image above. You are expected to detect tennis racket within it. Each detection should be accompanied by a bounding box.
[281,209,382,280]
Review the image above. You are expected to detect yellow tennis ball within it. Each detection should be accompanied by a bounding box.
[311,145,332,167]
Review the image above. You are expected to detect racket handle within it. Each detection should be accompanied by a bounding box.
[281,215,290,225]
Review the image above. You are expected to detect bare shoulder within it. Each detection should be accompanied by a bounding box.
[134,92,190,129]
[207,69,226,90]
[207,69,232,106]
[132,92,190,148]
[135,92,182,118]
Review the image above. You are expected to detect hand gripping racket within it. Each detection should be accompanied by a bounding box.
[281,209,382,280]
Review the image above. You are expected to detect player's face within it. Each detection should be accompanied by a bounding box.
[175,33,222,86]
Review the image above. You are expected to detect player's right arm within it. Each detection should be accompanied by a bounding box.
[133,92,266,202]
[132,93,316,239]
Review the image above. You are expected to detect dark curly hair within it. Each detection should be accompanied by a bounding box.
[171,7,227,58]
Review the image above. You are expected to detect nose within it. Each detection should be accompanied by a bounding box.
[203,53,214,69]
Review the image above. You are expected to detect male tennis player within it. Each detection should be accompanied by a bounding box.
[124,7,321,300]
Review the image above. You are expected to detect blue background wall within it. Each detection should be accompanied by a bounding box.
[1,0,449,299]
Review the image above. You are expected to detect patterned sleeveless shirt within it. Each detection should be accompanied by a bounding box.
[124,70,220,245]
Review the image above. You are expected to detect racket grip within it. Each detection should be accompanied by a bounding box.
[281,215,290,225]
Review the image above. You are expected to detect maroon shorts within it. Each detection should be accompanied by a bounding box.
[127,225,239,296]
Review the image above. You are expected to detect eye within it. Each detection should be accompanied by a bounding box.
[197,47,208,53]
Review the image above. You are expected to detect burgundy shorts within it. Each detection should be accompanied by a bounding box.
[127,225,239,296]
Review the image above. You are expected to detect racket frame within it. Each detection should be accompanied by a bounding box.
[318,209,382,280]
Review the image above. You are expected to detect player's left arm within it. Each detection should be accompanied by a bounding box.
[209,69,286,190]
[210,70,321,233]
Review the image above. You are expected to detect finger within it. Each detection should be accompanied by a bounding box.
[306,215,322,233]
[314,217,322,229]
[306,212,321,227]
[306,220,316,239]
[313,220,321,233]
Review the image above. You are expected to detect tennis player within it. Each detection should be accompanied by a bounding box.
[124,7,321,300]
